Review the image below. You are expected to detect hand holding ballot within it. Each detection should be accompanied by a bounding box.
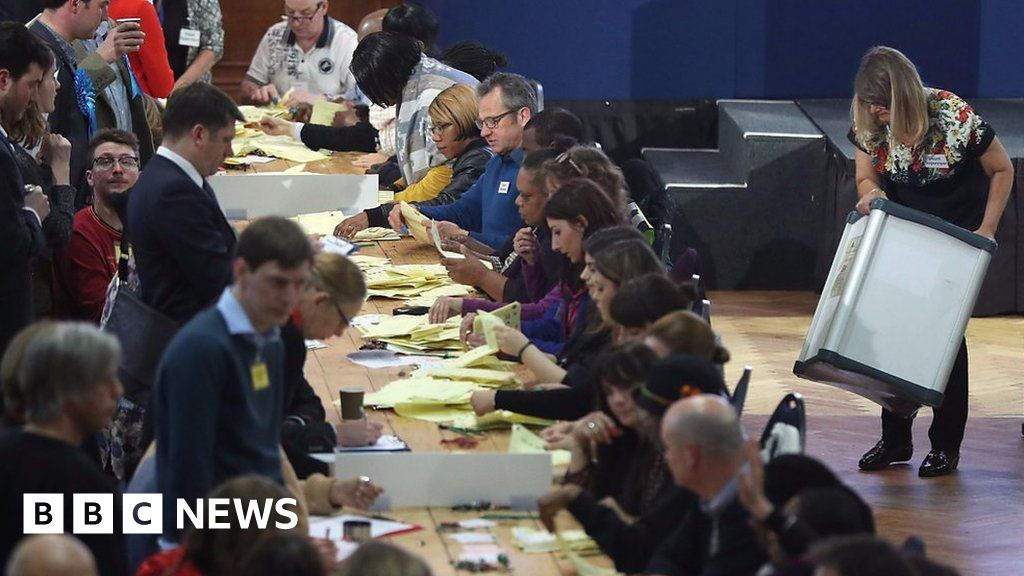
[442,246,489,286]
[257,115,296,137]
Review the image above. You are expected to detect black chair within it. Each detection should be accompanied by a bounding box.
[760,392,806,458]
[692,298,711,324]
[730,366,752,415]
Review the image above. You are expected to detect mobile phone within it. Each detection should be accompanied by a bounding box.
[116,18,142,25]
[393,306,429,316]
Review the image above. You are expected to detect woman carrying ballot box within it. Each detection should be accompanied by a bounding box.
[849,47,1013,477]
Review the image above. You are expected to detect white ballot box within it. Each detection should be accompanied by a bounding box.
[794,199,995,415]
[208,172,379,220]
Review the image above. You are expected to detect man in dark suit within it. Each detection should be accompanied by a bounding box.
[30,0,143,208]
[0,23,52,363]
[127,82,244,324]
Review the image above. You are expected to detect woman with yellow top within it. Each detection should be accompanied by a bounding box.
[849,46,1013,477]
[334,83,491,237]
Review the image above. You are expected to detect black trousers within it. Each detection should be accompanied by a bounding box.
[881,339,969,452]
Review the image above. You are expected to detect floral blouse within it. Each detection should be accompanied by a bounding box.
[851,89,993,187]
[849,89,995,229]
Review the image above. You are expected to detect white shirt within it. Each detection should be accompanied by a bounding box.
[156,146,204,188]
[245,17,358,100]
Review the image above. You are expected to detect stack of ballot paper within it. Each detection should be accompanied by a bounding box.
[511,528,598,554]
[363,377,477,408]
[352,227,401,242]
[508,424,572,466]
[309,100,348,126]
[399,201,433,245]
[354,314,464,355]
[290,210,345,236]
[363,265,474,300]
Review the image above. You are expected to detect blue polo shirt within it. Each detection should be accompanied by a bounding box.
[417,148,523,249]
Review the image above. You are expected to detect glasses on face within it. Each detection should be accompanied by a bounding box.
[333,300,350,328]
[283,2,324,23]
[860,97,889,111]
[92,155,140,171]
[430,122,453,136]
[475,109,516,130]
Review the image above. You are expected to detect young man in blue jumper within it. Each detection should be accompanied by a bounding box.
[389,72,537,250]
[154,217,315,541]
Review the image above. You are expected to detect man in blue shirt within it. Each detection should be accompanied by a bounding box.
[390,72,538,250]
[154,217,313,541]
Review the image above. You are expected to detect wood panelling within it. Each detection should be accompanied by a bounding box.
[212,0,399,99]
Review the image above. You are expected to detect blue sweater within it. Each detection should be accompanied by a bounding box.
[154,306,284,540]
[417,148,523,249]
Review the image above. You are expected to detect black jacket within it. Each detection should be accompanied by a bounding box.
[299,120,378,154]
[280,318,331,478]
[127,154,236,323]
[29,21,93,208]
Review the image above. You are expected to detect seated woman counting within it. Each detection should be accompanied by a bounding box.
[281,253,383,478]
[470,270,695,422]
[333,84,492,236]
[469,178,624,364]
[536,343,699,574]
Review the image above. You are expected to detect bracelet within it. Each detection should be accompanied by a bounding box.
[515,341,534,360]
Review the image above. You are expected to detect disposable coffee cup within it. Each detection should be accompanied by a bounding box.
[339,388,365,420]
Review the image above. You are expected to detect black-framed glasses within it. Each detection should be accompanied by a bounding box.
[283,1,324,23]
[475,109,516,130]
[92,155,140,171]
[333,300,350,328]
[430,122,453,136]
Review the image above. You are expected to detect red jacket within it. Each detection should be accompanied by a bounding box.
[53,207,122,322]
[108,0,175,98]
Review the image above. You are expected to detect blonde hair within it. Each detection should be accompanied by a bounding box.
[428,83,480,141]
[310,253,366,307]
[647,310,730,364]
[542,146,628,211]
[852,46,929,147]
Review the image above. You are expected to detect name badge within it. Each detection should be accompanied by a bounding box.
[497,181,510,195]
[179,28,201,48]
[251,362,270,391]
[924,153,949,169]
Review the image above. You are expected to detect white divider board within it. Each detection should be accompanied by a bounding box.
[334,452,552,510]
[209,173,379,220]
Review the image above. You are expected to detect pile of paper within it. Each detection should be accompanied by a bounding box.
[363,377,477,408]
[229,104,332,164]
[290,210,345,236]
[363,265,473,300]
[511,528,598,554]
[399,201,433,245]
[353,227,401,242]
[355,314,463,355]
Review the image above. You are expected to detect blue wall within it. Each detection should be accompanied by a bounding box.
[420,0,1024,100]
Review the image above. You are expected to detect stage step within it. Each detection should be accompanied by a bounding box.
[642,148,745,190]
[645,100,827,290]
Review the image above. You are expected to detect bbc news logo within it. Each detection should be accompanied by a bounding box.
[23,494,299,534]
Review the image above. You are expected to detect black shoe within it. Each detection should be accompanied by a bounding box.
[918,449,959,477]
[858,439,913,471]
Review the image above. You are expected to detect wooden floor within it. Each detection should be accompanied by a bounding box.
[308,240,1024,574]
[713,291,1024,574]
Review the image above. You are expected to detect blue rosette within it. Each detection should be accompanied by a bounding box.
[74,68,98,137]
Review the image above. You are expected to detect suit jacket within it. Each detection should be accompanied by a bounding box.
[127,154,236,323]
[74,22,156,165]
[28,20,108,209]
[0,130,45,357]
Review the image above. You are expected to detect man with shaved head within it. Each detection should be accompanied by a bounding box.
[5,535,98,576]
[643,395,765,576]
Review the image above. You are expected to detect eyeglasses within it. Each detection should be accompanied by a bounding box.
[859,97,889,111]
[92,155,140,171]
[556,150,583,175]
[475,109,517,130]
[430,122,453,136]
[283,2,324,23]
[333,300,350,328]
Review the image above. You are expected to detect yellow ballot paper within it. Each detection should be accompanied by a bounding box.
[473,302,521,350]
[557,533,621,576]
[283,163,307,174]
[508,424,571,467]
[309,101,348,126]
[290,210,344,236]
[352,227,401,242]
[399,201,433,245]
